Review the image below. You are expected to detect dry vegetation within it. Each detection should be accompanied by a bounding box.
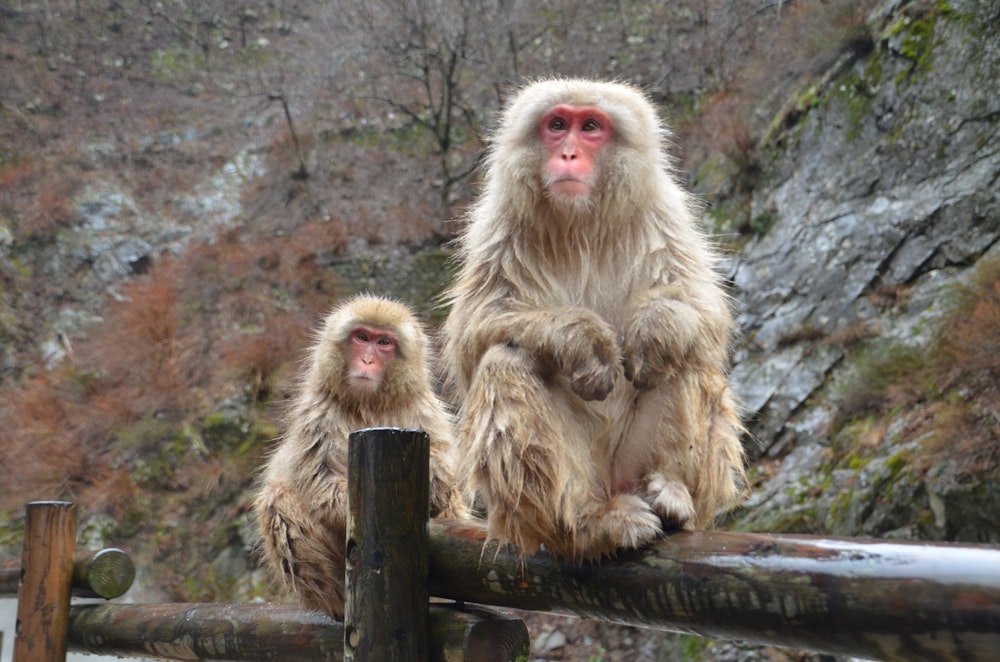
[836,255,1000,479]
[1,224,340,522]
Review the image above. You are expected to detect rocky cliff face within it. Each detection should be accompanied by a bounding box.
[726,0,999,542]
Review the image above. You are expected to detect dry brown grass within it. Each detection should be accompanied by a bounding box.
[0,157,79,238]
[934,260,1000,389]
[836,255,1000,477]
[919,258,1000,475]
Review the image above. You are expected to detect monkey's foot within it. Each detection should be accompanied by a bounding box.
[646,476,696,529]
[571,493,663,559]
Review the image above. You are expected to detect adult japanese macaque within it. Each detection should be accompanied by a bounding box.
[257,295,468,618]
[442,78,747,561]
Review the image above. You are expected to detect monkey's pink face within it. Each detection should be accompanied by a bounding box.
[539,104,612,199]
[347,325,398,390]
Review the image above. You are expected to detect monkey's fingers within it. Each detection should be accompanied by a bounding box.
[570,361,617,401]
[622,355,663,390]
[622,341,676,390]
[622,355,647,388]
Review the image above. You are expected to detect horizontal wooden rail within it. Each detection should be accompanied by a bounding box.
[66,602,528,661]
[428,519,1000,662]
[1,547,135,599]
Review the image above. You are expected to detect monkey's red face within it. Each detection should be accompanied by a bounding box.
[539,104,612,199]
[347,325,398,391]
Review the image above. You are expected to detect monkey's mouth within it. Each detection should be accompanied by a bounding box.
[549,178,592,197]
[347,374,379,391]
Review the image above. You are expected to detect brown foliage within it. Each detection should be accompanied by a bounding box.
[934,260,1000,389]
[0,371,117,510]
[838,256,1000,477]
[221,310,309,404]
[677,0,876,176]
[920,257,1000,475]
[0,218,342,516]
[85,268,195,418]
[0,155,81,238]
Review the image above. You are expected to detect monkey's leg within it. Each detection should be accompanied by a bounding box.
[460,345,661,560]
[258,484,346,619]
[633,377,744,530]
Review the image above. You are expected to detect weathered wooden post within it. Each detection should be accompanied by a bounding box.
[1,547,134,599]
[70,547,136,600]
[14,500,77,662]
[344,428,429,662]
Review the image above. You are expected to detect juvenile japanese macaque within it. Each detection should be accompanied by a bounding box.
[442,78,747,561]
[257,295,468,618]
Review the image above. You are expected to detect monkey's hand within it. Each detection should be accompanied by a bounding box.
[622,296,709,389]
[549,309,621,401]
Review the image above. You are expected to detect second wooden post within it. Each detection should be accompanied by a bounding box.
[14,500,77,662]
[345,427,430,662]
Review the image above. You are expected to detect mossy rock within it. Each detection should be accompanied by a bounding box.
[331,244,459,325]
[200,401,275,456]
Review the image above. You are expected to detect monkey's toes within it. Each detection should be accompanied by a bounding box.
[581,494,662,555]
[647,478,696,529]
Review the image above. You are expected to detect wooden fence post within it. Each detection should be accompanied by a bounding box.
[14,500,77,662]
[70,548,135,599]
[344,428,429,662]
[2,547,134,599]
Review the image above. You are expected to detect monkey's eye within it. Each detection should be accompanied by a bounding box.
[582,118,602,132]
[377,336,393,347]
[354,331,369,342]
[548,117,568,131]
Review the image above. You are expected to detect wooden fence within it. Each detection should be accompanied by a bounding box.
[4,427,1000,661]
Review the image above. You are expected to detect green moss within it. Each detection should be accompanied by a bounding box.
[827,481,867,534]
[681,634,710,660]
[409,247,460,323]
[201,407,274,456]
[749,210,775,236]
[835,338,932,426]
[841,54,883,142]
[150,48,206,82]
[331,245,459,325]
[847,453,870,471]
[0,512,25,553]
[886,4,954,87]
[885,450,909,478]
[340,122,438,155]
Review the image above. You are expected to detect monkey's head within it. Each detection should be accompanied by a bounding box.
[344,323,399,393]
[312,296,429,408]
[490,79,668,218]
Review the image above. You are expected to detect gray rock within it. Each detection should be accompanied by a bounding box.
[730,2,1000,451]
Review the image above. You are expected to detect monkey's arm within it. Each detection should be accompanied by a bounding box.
[427,440,471,519]
[466,301,622,402]
[621,283,731,389]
